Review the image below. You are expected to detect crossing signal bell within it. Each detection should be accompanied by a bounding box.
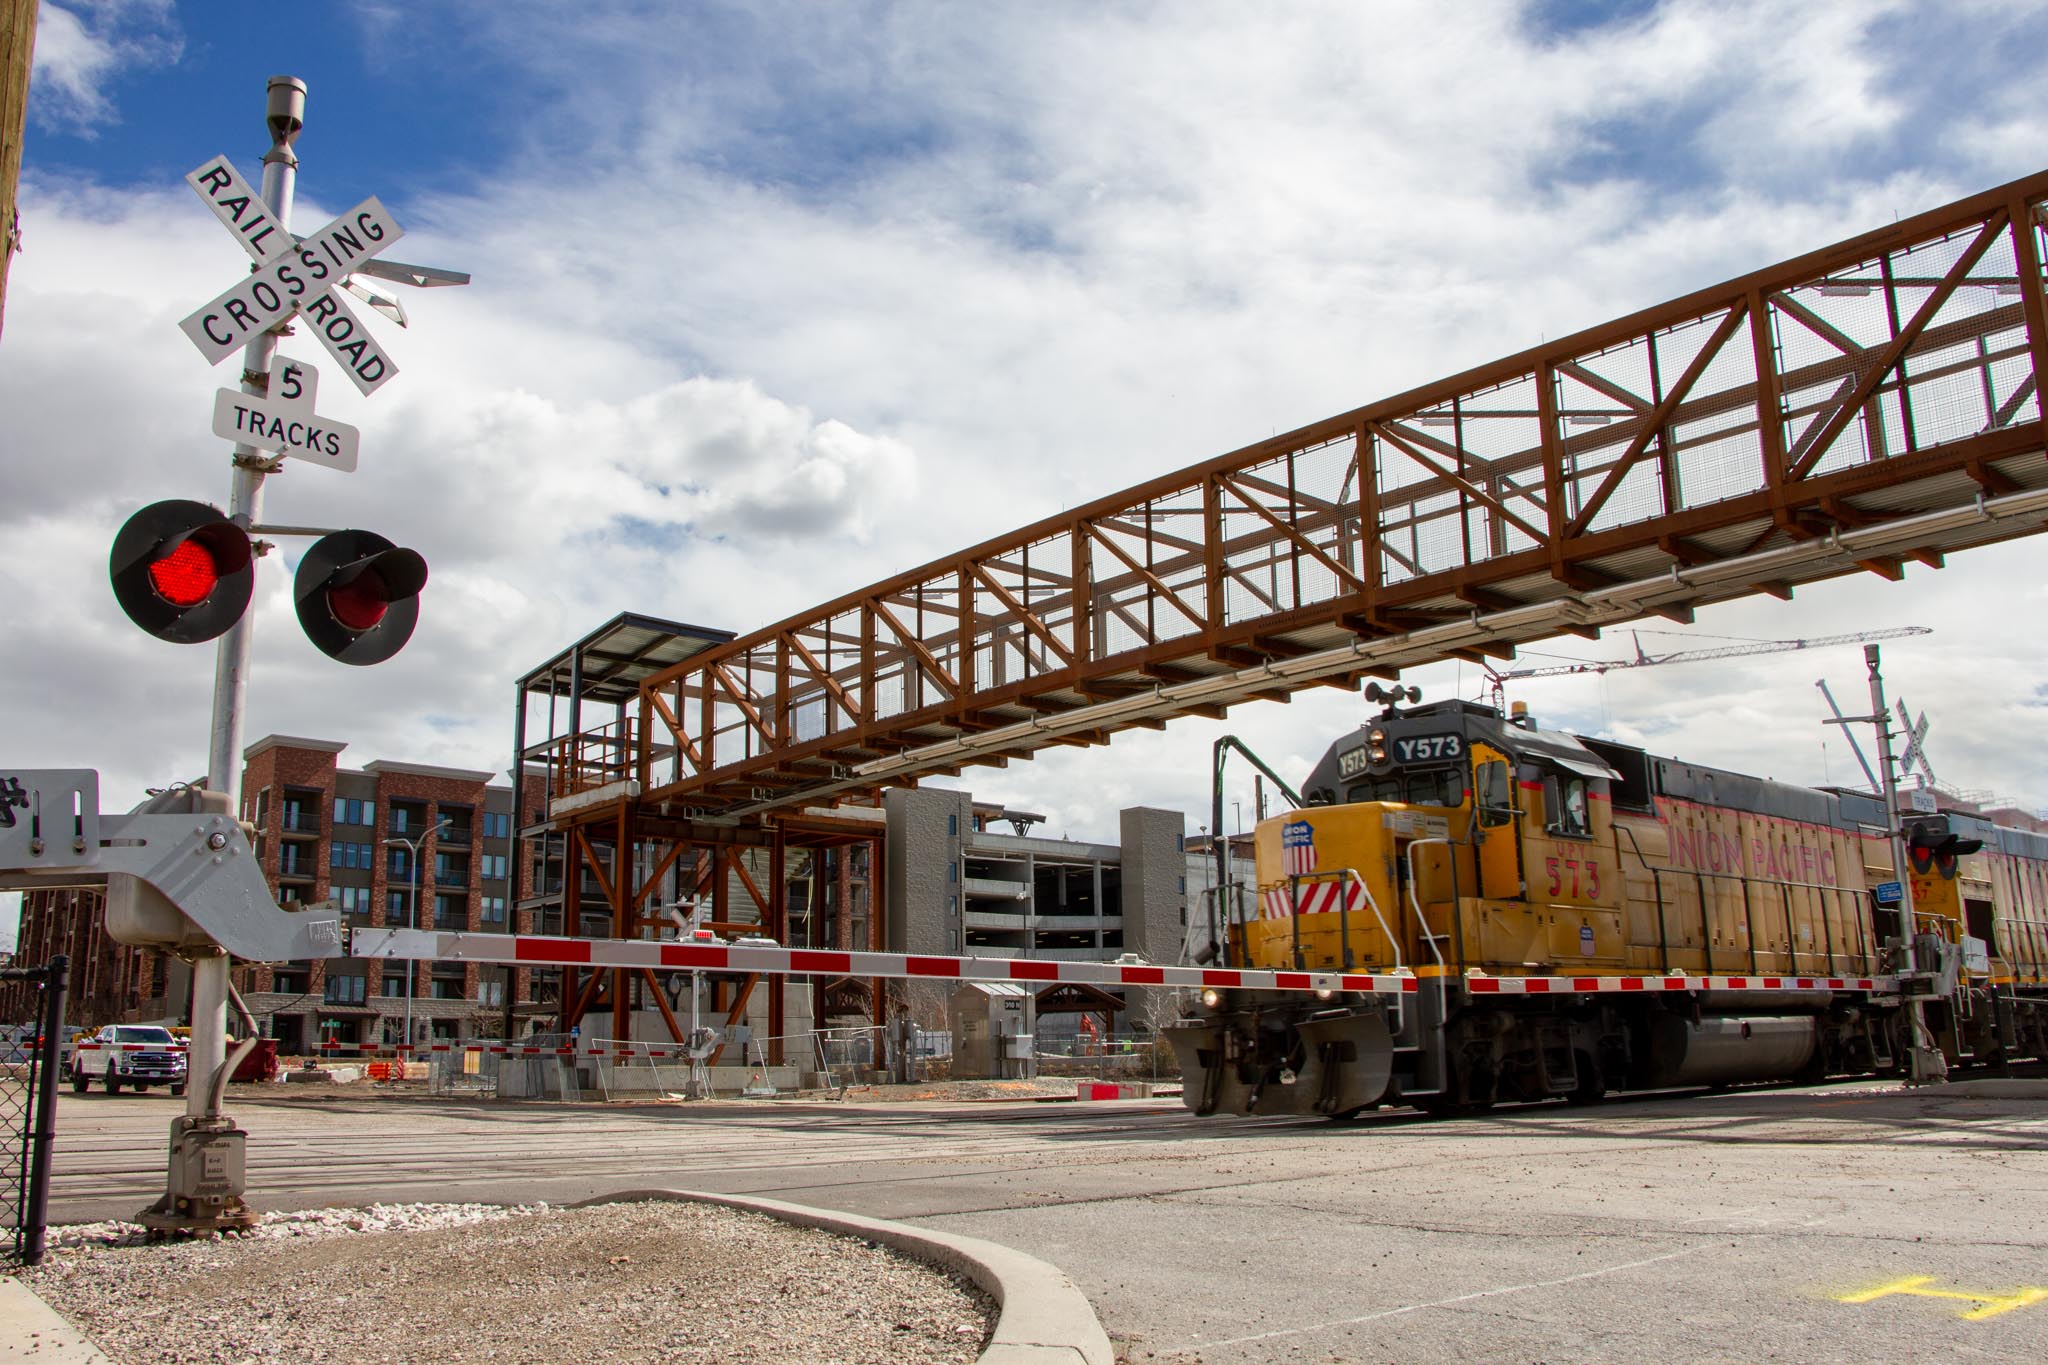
[109,500,254,644]
[294,530,427,665]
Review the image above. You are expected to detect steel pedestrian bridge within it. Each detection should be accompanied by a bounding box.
[544,170,2048,822]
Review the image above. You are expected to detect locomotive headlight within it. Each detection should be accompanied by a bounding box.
[1200,987,1222,1009]
[1369,746,1387,763]
[1367,727,1386,745]
[1314,987,1335,1001]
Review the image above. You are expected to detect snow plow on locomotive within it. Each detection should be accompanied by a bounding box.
[1165,694,2048,1117]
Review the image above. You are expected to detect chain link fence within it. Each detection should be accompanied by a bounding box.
[0,956,68,1265]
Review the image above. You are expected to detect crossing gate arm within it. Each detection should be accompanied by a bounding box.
[351,929,1418,996]
[350,930,1902,1000]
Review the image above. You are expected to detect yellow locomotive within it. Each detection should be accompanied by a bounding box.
[1166,694,2048,1117]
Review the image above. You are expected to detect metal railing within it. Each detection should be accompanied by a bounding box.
[0,956,67,1266]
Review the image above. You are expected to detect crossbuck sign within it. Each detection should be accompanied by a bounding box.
[178,154,403,398]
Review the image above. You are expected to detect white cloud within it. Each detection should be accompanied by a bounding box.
[6,0,2048,845]
[27,0,180,135]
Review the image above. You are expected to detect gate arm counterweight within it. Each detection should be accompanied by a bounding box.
[0,770,342,962]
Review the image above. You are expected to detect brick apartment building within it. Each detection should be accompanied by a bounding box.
[4,736,544,1051]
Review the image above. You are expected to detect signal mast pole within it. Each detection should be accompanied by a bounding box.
[151,78,304,1234]
[206,77,301,814]
[1859,644,1945,1086]
[195,78,302,1121]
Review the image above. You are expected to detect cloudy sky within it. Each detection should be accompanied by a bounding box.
[6,1,2048,940]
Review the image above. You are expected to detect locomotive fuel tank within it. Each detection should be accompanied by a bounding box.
[1640,1014,1818,1088]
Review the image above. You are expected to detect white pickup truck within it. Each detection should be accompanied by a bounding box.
[70,1025,189,1095]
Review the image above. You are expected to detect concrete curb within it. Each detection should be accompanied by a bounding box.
[574,1189,1114,1365]
[0,1276,114,1362]
[1933,1078,2048,1099]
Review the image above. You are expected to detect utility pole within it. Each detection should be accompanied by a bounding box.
[0,0,37,341]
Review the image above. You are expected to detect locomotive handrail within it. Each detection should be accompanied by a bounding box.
[1404,837,1454,1060]
[1633,861,1881,978]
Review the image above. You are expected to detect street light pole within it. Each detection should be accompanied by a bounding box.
[384,817,449,1053]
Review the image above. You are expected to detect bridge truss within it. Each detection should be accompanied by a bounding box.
[530,169,2048,1050]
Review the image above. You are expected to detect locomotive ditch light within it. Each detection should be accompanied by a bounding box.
[1200,987,1223,1010]
[109,500,255,644]
[293,530,428,665]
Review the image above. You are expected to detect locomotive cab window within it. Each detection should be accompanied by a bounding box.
[1346,768,1467,807]
[1544,770,1592,838]
[1475,760,1512,828]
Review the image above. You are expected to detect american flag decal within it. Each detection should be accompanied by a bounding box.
[1281,820,1317,876]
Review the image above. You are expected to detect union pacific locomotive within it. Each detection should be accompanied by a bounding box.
[1165,694,2048,1117]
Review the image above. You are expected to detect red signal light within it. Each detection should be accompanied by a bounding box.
[111,501,253,644]
[147,540,221,607]
[294,531,427,665]
[327,572,390,631]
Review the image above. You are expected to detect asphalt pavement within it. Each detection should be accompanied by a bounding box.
[42,1079,2048,1362]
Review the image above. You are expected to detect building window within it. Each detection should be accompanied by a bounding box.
[481,811,511,840]
[388,847,412,879]
[381,971,412,998]
[333,798,375,826]
[476,979,504,1007]
[947,814,958,836]
[481,854,509,881]
[948,863,958,883]
[481,896,507,926]
[336,886,373,915]
[386,890,409,919]
[330,842,374,871]
[430,977,466,1000]
[323,973,366,1005]
[433,894,466,930]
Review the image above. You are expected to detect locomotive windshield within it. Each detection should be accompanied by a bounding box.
[1345,768,1467,806]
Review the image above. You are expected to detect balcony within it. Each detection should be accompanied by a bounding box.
[433,914,469,933]
[438,824,472,846]
[278,809,321,839]
[276,856,318,883]
[435,870,471,889]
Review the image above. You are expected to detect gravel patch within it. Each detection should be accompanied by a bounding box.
[22,1201,994,1364]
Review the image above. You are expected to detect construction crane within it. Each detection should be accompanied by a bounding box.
[1495,626,1933,680]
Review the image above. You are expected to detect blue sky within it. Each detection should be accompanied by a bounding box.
[8,1,2048,945]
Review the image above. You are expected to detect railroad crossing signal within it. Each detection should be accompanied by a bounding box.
[108,501,254,644]
[111,148,460,660]
[293,530,428,665]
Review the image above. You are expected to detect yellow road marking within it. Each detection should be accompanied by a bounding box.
[1837,1275,2048,1319]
